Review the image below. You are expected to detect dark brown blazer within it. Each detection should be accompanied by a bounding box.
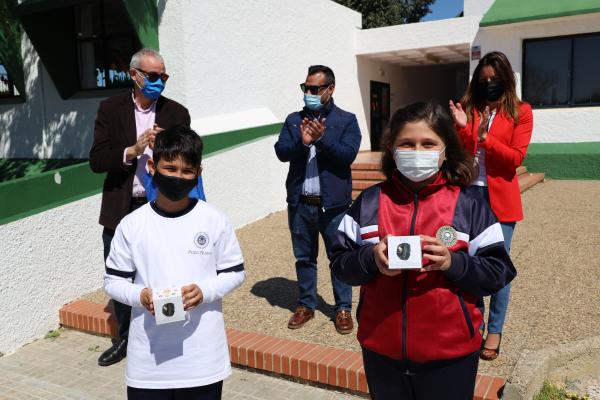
[89,92,191,230]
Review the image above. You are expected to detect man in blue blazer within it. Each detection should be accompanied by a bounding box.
[274,65,361,335]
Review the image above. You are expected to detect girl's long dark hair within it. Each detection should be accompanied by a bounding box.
[381,101,473,187]
[462,51,522,123]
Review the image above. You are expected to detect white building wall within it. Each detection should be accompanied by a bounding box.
[0,194,104,355]
[473,13,600,143]
[0,35,103,158]
[0,136,287,354]
[1,1,364,157]
[463,0,494,17]
[158,0,367,147]
[356,16,481,56]
[201,135,287,228]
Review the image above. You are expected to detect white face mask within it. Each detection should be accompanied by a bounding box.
[393,148,445,182]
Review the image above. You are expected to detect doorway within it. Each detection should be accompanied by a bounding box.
[370,81,390,151]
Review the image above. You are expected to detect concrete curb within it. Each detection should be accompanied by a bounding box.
[504,335,600,400]
[60,299,506,399]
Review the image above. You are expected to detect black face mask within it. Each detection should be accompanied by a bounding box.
[477,80,505,102]
[152,170,197,201]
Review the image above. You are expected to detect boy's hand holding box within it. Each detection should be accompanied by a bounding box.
[152,286,186,325]
[387,236,422,269]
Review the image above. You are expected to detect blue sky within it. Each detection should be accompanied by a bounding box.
[422,0,463,22]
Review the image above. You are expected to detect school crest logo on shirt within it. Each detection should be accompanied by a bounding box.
[194,232,210,249]
[436,225,458,247]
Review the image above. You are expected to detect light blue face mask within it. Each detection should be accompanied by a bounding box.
[303,93,324,111]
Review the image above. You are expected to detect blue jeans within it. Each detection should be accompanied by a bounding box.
[287,203,352,312]
[474,186,515,334]
[486,222,515,333]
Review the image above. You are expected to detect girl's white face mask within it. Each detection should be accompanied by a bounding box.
[393,148,445,182]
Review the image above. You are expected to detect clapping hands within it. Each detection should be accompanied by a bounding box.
[449,100,467,129]
[300,117,326,145]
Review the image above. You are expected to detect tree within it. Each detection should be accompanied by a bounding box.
[334,0,436,29]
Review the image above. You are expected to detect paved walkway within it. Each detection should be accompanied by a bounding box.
[0,329,361,400]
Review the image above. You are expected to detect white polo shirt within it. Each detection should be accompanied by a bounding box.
[104,199,245,389]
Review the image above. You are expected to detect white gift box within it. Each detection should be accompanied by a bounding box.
[387,235,422,269]
[152,286,186,325]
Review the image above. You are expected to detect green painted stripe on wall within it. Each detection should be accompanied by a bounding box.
[0,123,283,225]
[480,0,600,27]
[525,142,600,180]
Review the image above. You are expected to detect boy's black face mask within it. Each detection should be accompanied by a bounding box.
[152,170,197,201]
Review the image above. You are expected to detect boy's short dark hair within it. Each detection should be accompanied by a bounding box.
[308,65,335,86]
[153,126,203,168]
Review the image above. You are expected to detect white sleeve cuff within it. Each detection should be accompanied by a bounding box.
[129,284,145,308]
[123,148,133,165]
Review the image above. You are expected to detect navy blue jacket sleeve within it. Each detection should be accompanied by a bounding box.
[274,116,308,162]
[313,114,361,168]
[444,189,517,296]
[330,192,379,286]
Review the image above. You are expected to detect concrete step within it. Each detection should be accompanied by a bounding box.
[353,179,380,191]
[59,299,505,400]
[352,170,544,200]
[351,170,385,181]
[351,162,380,171]
[518,172,545,192]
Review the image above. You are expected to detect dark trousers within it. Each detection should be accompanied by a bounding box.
[127,381,223,400]
[287,203,352,312]
[102,227,130,339]
[102,200,146,339]
[362,348,479,400]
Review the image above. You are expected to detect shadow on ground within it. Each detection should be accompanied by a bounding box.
[250,277,336,319]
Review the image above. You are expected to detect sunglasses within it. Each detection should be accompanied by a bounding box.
[300,83,331,95]
[135,68,170,83]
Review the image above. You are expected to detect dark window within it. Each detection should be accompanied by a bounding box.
[74,0,139,90]
[523,33,600,107]
[0,63,18,98]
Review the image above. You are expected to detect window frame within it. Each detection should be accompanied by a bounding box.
[0,62,18,98]
[73,0,140,92]
[523,31,600,109]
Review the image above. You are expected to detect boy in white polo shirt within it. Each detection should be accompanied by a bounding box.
[104,126,245,400]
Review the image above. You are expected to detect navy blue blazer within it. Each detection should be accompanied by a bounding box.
[274,100,361,210]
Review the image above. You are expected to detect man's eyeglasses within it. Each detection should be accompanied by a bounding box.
[134,68,170,83]
[300,83,331,95]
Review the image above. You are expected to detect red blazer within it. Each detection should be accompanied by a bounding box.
[457,102,533,222]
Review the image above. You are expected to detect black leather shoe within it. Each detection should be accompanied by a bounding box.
[98,338,127,367]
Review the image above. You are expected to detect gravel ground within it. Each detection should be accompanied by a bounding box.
[81,180,600,379]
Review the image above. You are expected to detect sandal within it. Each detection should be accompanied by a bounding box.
[480,333,502,361]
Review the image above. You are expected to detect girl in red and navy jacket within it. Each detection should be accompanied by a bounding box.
[330,101,516,400]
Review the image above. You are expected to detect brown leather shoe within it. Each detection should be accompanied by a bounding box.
[334,310,354,335]
[287,306,314,329]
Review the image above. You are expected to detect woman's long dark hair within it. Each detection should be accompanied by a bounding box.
[381,101,473,187]
[462,51,521,123]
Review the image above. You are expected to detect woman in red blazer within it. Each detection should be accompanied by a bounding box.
[449,51,533,361]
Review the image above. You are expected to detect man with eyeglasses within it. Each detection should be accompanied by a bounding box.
[90,48,191,366]
[275,65,361,335]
